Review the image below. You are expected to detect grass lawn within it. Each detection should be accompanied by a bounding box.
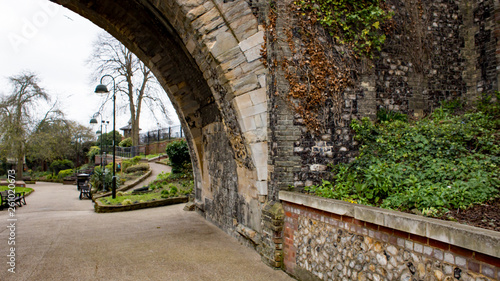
[0,186,34,195]
[97,170,193,206]
[98,192,164,205]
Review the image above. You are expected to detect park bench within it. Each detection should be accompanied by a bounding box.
[79,183,92,200]
[0,190,26,209]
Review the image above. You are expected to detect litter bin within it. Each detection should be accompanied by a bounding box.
[76,174,90,191]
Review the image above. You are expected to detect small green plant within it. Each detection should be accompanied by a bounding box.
[161,184,181,198]
[376,108,408,123]
[125,163,149,173]
[121,199,133,205]
[440,99,464,114]
[156,171,170,181]
[169,185,178,194]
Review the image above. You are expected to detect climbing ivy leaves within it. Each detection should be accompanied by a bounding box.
[295,0,393,57]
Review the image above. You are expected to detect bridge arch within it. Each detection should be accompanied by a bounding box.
[50,0,268,232]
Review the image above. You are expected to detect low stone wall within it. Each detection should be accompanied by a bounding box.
[279,191,500,281]
[0,180,26,187]
[94,196,188,213]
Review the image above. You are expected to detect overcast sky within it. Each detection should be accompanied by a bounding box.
[0,0,179,133]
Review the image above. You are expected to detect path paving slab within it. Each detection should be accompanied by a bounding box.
[0,182,292,281]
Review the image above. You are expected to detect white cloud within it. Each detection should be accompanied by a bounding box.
[0,0,179,134]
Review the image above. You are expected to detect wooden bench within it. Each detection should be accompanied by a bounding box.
[0,190,26,209]
[79,183,92,200]
[77,173,92,200]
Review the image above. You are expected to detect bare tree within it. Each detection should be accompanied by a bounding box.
[88,32,161,146]
[0,72,49,177]
[28,107,94,169]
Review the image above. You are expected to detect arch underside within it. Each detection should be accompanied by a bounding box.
[50,0,268,233]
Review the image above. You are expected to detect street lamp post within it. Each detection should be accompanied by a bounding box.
[95,75,117,199]
[90,113,106,191]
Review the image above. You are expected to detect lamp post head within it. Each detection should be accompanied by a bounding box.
[90,118,98,124]
[95,84,109,94]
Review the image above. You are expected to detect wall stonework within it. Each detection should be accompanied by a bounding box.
[281,194,500,281]
[53,0,268,241]
[51,0,500,275]
[266,0,500,190]
[259,201,285,268]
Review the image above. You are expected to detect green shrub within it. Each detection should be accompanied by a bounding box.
[307,104,500,216]
[132,156,142,164]
[161,184,180,198]
[50,159,74,175]
[58,169,74,179]
[121,160,132,173]
[87,146,101,162]
[120,156,141,173]
[125,163,149,173]
[169,185,178,195]
[119,137,133,147]
[165,140,191,173]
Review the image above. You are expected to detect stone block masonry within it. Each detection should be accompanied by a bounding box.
[280,191,500,281]
[266,0,500,194]
[52,0,500,276]
[259,201,284,268]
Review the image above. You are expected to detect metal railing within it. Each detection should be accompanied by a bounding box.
[139,125,183,144]
[99,125,185,159]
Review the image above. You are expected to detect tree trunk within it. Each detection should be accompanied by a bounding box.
[132,120,140,146]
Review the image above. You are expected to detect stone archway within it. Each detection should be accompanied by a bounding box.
[50,0,268,234]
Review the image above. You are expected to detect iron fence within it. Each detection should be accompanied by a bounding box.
[140,125,184,144]
[99,125,184,159]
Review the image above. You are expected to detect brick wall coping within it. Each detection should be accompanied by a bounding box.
[279,191,500,258]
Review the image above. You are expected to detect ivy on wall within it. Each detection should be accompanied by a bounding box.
[262,0,393,133]
[295,0,393,57]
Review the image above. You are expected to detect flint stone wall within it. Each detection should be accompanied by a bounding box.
[281,191,500,281]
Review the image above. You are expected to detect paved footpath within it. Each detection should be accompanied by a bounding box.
[0,181,293,281]
[136,161,172,189]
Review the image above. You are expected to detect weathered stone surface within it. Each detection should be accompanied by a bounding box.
[280,191,500,259]
[183,201,196,211]
[53,0,500,277]
[282,192,500,281]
